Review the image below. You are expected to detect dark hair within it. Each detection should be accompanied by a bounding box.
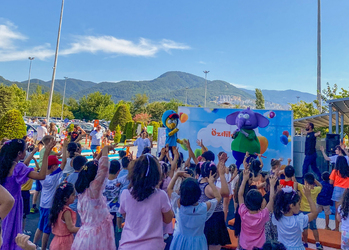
[336,156,349,178]
[260,171,268,178]
[271,159,281,170]
[188,163,197,176]
[250,159,262,177]
[245,189,263,211]
[308,122,314,130]
[0,139,26,185]
[110,160,121,175]
[274,189,300,220]
[304,173,315,185]
[121,157,130,169]
[201,151,215,162]
[335,145,345,155]
[265,177,279,193]
[67,142,78,159]
[284,165,295,178]
[259,241,287,250]
[75,161,99,194]
[228,164,237,174]
[340,188,349,220]
[50,182,75,226]
[200,161,217,178]
[180,178,201,206]
[142,147,151,155]
[185,168,195,178]
[234,171,254,203]
[76,143,81,150]
[159,162,170,189]
[119,150,126,159]
[322,171,330,182]
[129,154,161,201]
[195,163,201,176]
[72,156,88,171]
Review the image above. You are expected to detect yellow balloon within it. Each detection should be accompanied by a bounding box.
[288,136,292,142]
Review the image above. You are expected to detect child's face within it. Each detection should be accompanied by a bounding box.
[290,200,301,215]
[67,192,76,205]
[304,181,315,189]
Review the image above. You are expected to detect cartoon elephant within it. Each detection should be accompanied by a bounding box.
[226,107,269,169]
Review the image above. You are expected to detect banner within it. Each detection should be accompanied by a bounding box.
[177,107,293,170]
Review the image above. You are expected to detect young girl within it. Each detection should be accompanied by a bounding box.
[330,155,349,231]
[50,182,79,250]
[272,185,318,250]
[0,139,55,250]
[119,153,174,250]
[169,171,221,250]
[199,154,231,250]
[71,145,116,250]
[337,188,349,249]
[264,177,280,242]
[239,169,277,250]
[62,142,78,180]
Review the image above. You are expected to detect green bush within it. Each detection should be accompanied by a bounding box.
[149,121,159,141]
[120,134,126,144]
[114,125,121,144]
[125,121,134,139]
[0,109,27,140]
[109,104,132,132]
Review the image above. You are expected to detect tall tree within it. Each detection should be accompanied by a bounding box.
[109,104,132,131]
[146,102,166,121]
[75,92,114,120]
[255,88,265,109]
[0,84,29,118]
[131,94,149,115]
[289,101,320,120]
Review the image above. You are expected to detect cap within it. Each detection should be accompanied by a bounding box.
[48,155,62,166]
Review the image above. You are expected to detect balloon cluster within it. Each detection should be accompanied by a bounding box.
[179,113,188,123]
[266,111,275,119]
[280,130,291,145]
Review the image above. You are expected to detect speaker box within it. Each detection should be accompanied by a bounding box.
[326,134,340,154]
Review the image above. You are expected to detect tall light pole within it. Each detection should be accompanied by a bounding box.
[61,77,68,120]
[317,0,322,112]
[203,70,209,107]
[47,0,65,121]
[296,96,300,103]
[185,87,189,105]
[25,57,35,116]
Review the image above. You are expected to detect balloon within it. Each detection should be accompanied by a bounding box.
[269,111,275,118]
[180,143,188,151]
[288,135,292,142]
[280,135,288,145]
[180,113,188,123]
[282,131,289,137]
[194,148,202,158]
[258,136,269,154]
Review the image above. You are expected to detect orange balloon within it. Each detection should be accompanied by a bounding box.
[180,113,188,123]
[258,136,268,154]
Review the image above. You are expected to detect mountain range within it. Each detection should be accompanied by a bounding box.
[0,71,316,109]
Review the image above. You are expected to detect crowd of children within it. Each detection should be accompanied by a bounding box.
[1,134,349,250]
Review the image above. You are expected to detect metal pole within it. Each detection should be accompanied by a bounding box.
[185,87,188,105]
[317,0,322,112]
[61,77,68,120]
[329,103,332,134]
[46,0,65,122]
[341,114,344,141]
[203,70,209,107]
[336,112,339,134]
[25,57,34,117]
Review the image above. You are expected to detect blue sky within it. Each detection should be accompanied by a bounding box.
[1,0,349,95]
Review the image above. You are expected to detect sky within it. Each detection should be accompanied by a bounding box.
[1,0,349,95]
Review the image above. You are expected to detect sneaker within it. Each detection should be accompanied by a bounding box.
[303,243,308,248]
[23,230,32,235]
[316,242,323,250]
[30,207,39,214]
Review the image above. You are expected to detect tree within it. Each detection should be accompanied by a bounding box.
[164,99,184,113]
[125,121,134,139]
[109,104,132,131]
[0,109,27,140]
[146,102,166,122]
[289,101,320,120]
[255,88,265,109]
[114,125,121,144]
[133,113,152,125]
[149,121,159,141]
[131,94,149,115]
[75,92,114,120]
[0,84,29,118]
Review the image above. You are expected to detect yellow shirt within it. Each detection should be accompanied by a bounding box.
[298,183,322,212]
[21,179,34,191]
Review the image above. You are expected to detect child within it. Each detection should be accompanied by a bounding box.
[159,161,172,192]
[272,185,318,250]
[298,173,322,249]
[168,171,222,250]
[264,177,280,242]
[49,182,79,250]
[279,165,296,190]
[316,171,333,230]
[330,155,349,231]
[337,188,349,249]
[71,145,116,250]
[33,140,68,250]
[103,160,121,231]
[118,154,174,250]
[270,159,281,177]
[239,169,277,250]
[0,139,55,250]
[62,142,78,180]
[254,171,268,197]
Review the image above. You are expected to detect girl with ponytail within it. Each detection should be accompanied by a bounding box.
[62,142,79,180]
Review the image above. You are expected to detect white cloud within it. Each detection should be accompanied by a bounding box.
[0,21,191,62]
[229,82,255,90]
[199,61,206,64]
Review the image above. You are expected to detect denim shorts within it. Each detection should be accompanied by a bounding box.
[301,211,317,230]
[38,208,51,234]
[332,186,346,202]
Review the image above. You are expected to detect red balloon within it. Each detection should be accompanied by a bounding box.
[282,131,289,137]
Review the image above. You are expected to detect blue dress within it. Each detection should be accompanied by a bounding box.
[169,193,217,250]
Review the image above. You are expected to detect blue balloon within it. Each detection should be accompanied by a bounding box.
[280,135,288,145]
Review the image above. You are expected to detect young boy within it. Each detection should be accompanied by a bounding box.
[298,173,322,250]
[316,171,334,230]
[33,140,68,250]
[279,165,297,190]
[103,160,121,232]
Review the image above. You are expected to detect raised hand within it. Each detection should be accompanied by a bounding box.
[196,139,203,147]
[218,152,228,163]
[269,175,278,187]
[207,170,217,184]
[242,169,250,181]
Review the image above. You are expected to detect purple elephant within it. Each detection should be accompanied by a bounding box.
[226,107,269,169]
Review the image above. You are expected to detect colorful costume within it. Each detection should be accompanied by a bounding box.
[161,110,181,147]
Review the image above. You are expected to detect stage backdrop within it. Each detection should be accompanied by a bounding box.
[177,107,293,171]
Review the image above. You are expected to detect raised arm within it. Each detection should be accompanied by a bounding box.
[314,179,322,189]
[258,154,264,168]
[169,147,179,178]
[28,140,56,180]
[238,169,250,205]
[320,146,331,161]
[217,153,230,197]
[59,139,69,172]
[167,171,190,198]
[206,171,222,211]
[304,184,319,222]
[197,139,207,154]
[184,139,198,165]
[23,147,39,166]
[243,152,250,169]
[266,176,277,212]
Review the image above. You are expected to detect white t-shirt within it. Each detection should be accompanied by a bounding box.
[90,130,103,146]
[103,178,121,213]
[63,158,74,175]
[37,126,48,141]
[329,155,349,164]
[216,172,232,194]
[339,205,349,232]
[40,168,63,208]
[134,138,151,158]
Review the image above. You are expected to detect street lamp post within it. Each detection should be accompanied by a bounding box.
[203,71,209,107]
[25,57,35,116]
[46,0,65,122]
[317,0,322,112]
[185,87,189,105]
[61,77,68,120]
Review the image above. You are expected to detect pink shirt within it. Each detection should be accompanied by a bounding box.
[119,188,172,250]
[239,204,270,250]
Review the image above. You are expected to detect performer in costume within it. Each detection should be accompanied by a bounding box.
[161,110,183,148]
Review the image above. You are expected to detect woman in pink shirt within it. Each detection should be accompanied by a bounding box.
[119,153,174,250]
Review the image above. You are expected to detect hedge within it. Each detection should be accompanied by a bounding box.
[0,109,27,140]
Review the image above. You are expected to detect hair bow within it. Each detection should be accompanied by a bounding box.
[83,165,88,171]
[60,183,67,190]
[282,186,296,199]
